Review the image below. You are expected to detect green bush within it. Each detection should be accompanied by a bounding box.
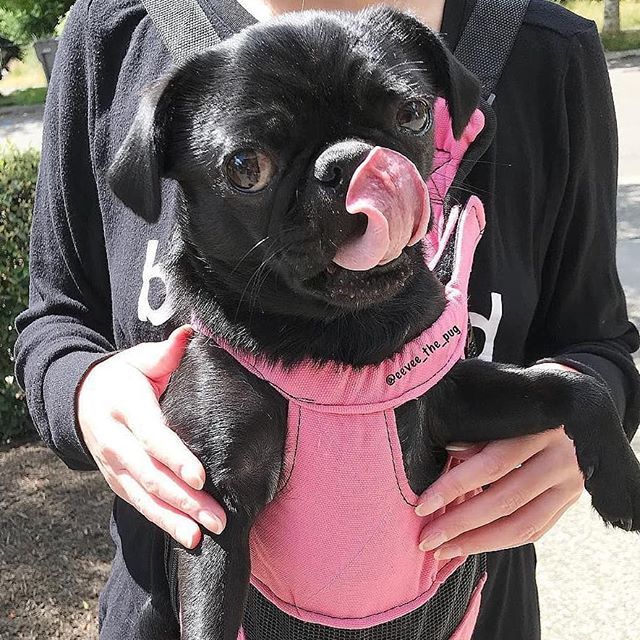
[0,0,72,44]
[0,145,39,442]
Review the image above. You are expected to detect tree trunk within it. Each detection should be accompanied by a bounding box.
[603,0,621,35]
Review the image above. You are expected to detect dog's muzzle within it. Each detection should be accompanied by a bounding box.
[331,146,431,271]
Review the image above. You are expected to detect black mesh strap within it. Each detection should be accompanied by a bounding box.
[243,555,487,640]
[141,0,221,63]
[454,0,531,102]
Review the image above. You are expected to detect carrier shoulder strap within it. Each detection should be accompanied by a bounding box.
[141,0,221,63]
[454,0,531,104]
[143,0,530,95]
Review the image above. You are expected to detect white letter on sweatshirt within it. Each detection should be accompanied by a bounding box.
[138,240,174,326]
[469,292,503,362]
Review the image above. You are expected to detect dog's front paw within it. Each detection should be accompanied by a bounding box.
[583,442,640,532]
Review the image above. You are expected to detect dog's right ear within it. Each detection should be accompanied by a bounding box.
[107,73,178,222]
[365,7,481,140]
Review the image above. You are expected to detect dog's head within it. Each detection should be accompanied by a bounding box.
[109,7,479,321]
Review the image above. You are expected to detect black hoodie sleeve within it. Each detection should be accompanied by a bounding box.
[526,24,640,440]
[13,1,115,471]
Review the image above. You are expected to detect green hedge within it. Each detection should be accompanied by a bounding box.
[0,1,72,44]
[0,145,38,442]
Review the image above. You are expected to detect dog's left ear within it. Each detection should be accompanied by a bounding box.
[107,73,179,222]
[373,8,481,139]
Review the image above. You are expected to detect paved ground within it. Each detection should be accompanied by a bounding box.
[0,58,639,640]
[0,105,44,151]
[611,57,640,371]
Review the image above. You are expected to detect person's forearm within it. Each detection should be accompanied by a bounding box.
[14,312,115,469]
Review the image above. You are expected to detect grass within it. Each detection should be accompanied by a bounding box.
[602,28,640,49]
[562,1,640,51]
[0,85,46,107]
[565,0,640,30]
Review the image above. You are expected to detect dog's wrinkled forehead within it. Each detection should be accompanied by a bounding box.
[231,12,432,109]
[173,9,445,154]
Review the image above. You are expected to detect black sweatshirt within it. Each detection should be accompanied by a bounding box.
[13,0,640,638]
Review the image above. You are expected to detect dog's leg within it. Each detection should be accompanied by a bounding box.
[169,410,285,640]
[172,505,252,640]
[424,359,640,531]
[153,338,287,640]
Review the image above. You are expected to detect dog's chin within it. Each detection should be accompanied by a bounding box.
[295,251,415,311]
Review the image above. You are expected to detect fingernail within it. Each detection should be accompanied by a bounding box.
[199,511,224,534]
[434,546,462,560]
[182,466,205,491]
[177,523,197,548]
[419,531,448,552]
[415,493,445,517]
[445,443,473,452]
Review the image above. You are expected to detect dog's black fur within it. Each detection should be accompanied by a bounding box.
[108,7,640,640]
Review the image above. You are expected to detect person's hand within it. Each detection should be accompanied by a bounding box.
[77,325,226,549]
[416,363,585,559]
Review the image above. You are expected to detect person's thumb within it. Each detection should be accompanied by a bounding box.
[122,325,193,393]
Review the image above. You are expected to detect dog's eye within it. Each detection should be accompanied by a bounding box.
[225,150,275,192]
[396,99,432,134]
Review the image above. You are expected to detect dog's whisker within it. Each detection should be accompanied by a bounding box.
[449,180,492,198]
[247,259,274,313]
[394,68,431,77]
[245,252,291,321]
[231,236,272,274]
[461,158,512,168]
[237,248,278,312]
[385,59,428,73]
[248,265,278,319]
[235,241,296,321]
[229,226,306,280]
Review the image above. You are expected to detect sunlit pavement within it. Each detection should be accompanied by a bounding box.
[0,104,43,150]
[612,57,640,365]
[0,55,639,640]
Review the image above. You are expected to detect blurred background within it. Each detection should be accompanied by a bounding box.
[1,1,638,638]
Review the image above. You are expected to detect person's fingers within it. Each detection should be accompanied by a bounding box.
[110,470,202,549]
[445,442,486,460]
[530,362,579,375]
[431,483,582,559]
[122,325,193,395]
[526,492,581,539]
[418,445,574,551]
[118,376,206,491]
[415,435,549,517]
[101,425,226,534]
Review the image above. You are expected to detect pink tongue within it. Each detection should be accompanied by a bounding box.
[332,147,430,271]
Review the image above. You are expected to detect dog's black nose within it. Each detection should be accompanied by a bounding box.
[316,163,343,188]
[314,141,373,188]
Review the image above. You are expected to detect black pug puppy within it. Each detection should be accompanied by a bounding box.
[108,6,640,640]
